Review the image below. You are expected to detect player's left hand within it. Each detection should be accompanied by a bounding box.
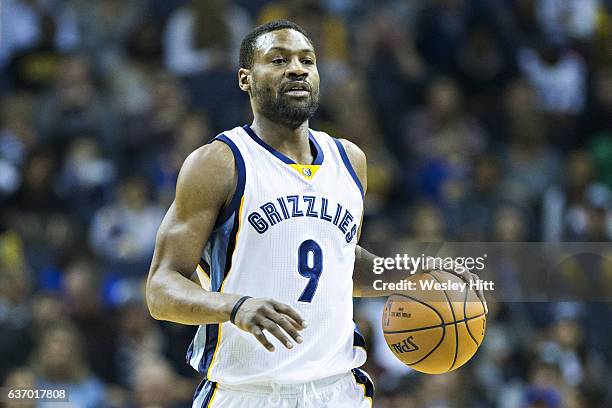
[232,297,307,352]
[424,269,488,314]
[462,270,488,314]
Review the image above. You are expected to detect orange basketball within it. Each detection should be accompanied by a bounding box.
[382,270,487,374]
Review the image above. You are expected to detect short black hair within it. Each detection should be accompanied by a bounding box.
[239,20,313,69]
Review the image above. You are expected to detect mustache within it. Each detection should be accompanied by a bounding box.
[281,81,312,93]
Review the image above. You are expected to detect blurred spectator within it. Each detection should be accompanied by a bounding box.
[122,72,189,166]
[115,300,165,387]
[455,21,515,98]
[163,0,251,76]
[2,149,79,272]
[89,176,164,269]
[0,230,33,381]
[416,0,469,72]
[543,149,612,241]
[540,319,585,386]
[0,94,37,167]
[536,0,600,45]
[521,362,564,408]
[593,8,612,65]
[74,0,146,66]
[589,133,612,190]
[448,154,504,240]
[29,291,64,336]
[582,66,612,137]
[357,6,426,153]
[57,136,116,222]
[490,205,532,241]
[32,321,106,408]
[37,55,118,155]
[133,357,195,408]
[518,42,587,116]
[5,13,67,92]
[62,257,117,383]
[500,80,562,207]
[402,77,486,202]
[3,367,36,408]
[0,0,79,70]
[404,203,448,242]
[0,94,38,198]
[104,16,163,119]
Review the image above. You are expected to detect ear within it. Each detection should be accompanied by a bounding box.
[238,68,251,92]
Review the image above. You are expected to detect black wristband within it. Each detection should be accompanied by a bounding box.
[230,296,252,324]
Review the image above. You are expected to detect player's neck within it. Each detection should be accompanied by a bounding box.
[250,117,313,164]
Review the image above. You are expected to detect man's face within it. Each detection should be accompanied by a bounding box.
[244,29,320,129]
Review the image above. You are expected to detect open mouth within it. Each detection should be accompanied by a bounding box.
[283,83,311,97]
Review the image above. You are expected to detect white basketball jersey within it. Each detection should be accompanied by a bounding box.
[186,125,367,385]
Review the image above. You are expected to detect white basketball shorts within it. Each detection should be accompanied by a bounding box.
[192,368,374,408]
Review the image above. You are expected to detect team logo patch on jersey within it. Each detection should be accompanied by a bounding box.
[288,164,320,180]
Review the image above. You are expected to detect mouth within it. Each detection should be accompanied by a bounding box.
[282,82,311,97]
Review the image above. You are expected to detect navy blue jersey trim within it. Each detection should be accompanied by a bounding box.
[192,378,207,405]
[213,135,245,228]
[202,382,217,407]
[222,211,240,279]
[354,321,367,349]
[186,339,195,363]
[193,379,217,408]
[195,211,240,377]
[198,257,210,279]
[199,324,220,375]
[243,124,324,165]
[352,368,375,398]
[309,132,324,165]
[333,138,364,197]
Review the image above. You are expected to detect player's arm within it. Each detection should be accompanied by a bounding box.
[146,141,306,351]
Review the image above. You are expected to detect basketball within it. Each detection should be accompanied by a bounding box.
[382,270,487,374]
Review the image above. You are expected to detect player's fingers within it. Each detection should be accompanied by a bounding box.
[470,272,488,314]
[283,315,304,331]
[251,327,275,352]
[261,318,294,349]
[269,313,303,344]
[272,301,307,328]
[453,268,469,283]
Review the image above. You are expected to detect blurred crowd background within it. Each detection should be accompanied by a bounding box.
[1,0,611,407]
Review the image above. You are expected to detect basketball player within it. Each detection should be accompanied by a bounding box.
[146,20,481,407]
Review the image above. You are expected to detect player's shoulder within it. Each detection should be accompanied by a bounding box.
[177,137,236,201]
[337,138,366,167]
[337,138,367,193]
[184,138,235,175]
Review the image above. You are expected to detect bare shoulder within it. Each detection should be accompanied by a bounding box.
[338,139,366,168]
[338,139,367,192]
[176,140,236,213]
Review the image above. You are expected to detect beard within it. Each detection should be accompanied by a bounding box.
[252,80,320,129]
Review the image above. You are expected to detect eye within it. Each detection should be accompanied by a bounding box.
[272,58,286,64]
[301,58,314,65]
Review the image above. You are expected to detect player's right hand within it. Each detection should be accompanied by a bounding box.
[232,298,307,352]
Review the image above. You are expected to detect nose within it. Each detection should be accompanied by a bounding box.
[286,56,308,78]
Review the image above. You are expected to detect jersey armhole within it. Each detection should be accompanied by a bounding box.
[212,135,246,228]
[333,138,364,198]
